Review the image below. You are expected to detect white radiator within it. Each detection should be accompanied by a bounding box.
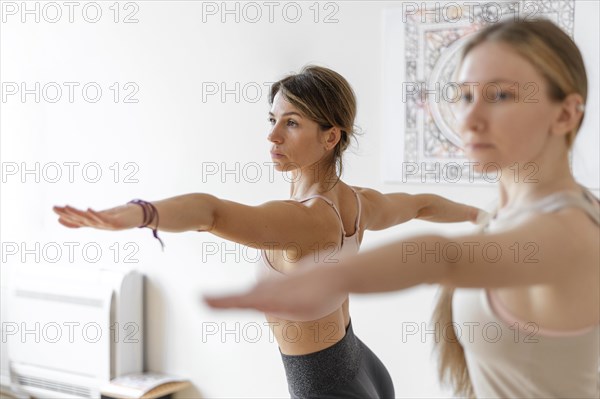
[5,266,143,398]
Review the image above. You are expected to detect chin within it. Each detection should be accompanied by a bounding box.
[269,161,292,173]
[470,158,525,182]
[465,152,501,172]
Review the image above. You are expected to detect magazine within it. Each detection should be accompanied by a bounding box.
[100,373,190,399]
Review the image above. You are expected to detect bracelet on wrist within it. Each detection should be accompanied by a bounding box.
[128,199,165,251]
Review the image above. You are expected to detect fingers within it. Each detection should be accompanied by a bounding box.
[52,205,69,216]
[204,293,269,312]
[53,206,84,227]
[53,205,111,229]
[204,294,251,309]
[204,285,324,321]
[65,205,100,224]
[53,205,88,225]
[57,218,82,228]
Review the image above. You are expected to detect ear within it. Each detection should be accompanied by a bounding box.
[550,93,585,138]
[322,127,341,151]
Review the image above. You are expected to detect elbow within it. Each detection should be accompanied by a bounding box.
[414,194,435,220]
[191,193,217,232]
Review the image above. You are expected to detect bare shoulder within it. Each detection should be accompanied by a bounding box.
[350,185,381,200]
[348,186,377,221]
[286,197,344,243]
[552,206,599,261]
[514,207,599,270]
[533,205,599,324]
[349,185,384,210]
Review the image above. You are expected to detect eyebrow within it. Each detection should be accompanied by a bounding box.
[457,79,518,86]
[268,111,303,118]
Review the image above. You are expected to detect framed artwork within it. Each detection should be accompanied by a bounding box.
[382,1,595,187]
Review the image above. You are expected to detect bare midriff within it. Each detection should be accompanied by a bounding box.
[266,299,350,355]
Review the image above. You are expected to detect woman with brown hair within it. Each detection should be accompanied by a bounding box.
[54,65,481,398]
[207,20,600,398]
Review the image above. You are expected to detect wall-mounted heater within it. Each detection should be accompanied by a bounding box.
[5,267,143,398]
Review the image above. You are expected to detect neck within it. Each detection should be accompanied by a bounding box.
[289,161,338,199]
[498,145,578,210]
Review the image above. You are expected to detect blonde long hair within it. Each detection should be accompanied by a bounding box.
[433,18,588,397]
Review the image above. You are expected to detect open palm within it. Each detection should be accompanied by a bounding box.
[204,266,348,321]
[52,204,141,231]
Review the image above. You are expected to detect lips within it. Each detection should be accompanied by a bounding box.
[270,152,285,159]
[465,143,494,150]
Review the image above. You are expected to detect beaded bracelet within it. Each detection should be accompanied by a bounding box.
[128,199,165,251]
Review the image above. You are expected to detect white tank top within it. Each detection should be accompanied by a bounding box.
[453,187,600,398]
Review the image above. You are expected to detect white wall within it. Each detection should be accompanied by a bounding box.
[1,1,598,398]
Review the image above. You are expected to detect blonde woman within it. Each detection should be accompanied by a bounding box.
[54,66,482,398]
[207,20,600,398]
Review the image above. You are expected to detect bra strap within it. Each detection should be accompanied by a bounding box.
[349,186,362,232]
[297,195,346,236]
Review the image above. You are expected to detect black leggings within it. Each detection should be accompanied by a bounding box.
[280,320,395,398]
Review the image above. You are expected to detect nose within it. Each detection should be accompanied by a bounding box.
[267,123,284,144]
[457,93,487,137]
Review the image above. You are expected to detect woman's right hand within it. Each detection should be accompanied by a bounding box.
[204,264,348,321]
[53,204,143,231]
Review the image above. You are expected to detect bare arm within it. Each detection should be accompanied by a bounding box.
[53,194,340,250]
[205,209,598,320]
[335,209,595,292]
[356,187,482,231]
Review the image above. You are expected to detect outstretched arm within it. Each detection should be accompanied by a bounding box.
[205,209,597,320]
[356,187,484,231]
[53,193,340,251]
[53,194,219,232]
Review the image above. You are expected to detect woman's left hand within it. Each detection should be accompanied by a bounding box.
[53,204,143,230]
